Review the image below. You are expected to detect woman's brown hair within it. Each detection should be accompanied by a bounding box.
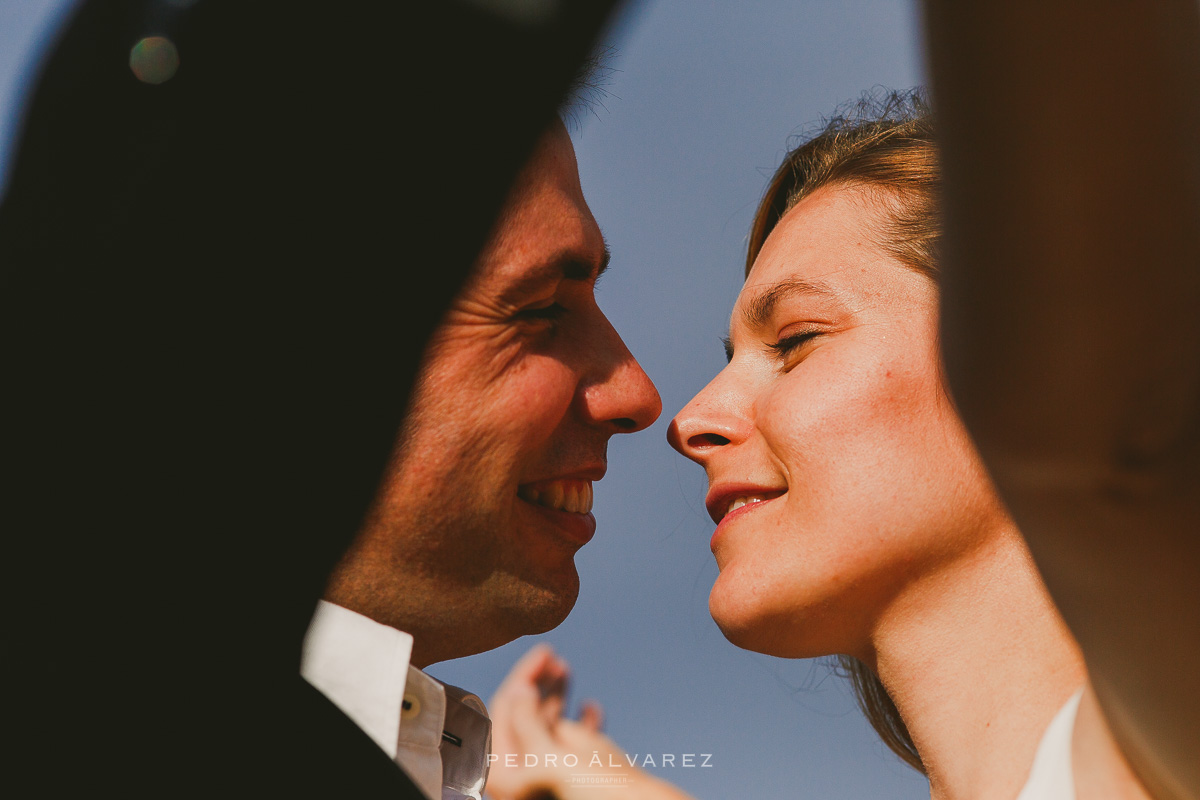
[745,90,939,774]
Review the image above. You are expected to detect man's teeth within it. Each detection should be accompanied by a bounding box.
[518,481,594,513]
[726,495,772,517]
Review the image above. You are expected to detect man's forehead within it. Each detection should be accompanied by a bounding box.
[511,122,583,201]
[472,125,606,298]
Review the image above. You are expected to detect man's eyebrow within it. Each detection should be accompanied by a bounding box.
[562,242,610,282]
[501,245,611,303]
[740,277,834,330]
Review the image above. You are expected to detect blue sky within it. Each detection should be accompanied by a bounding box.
[0,2,929,796]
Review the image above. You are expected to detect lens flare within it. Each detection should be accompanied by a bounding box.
[129,36,180,85]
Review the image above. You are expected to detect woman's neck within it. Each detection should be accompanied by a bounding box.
[868,529,1086,800]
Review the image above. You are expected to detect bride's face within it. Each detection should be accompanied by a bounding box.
[668,185,1003,661]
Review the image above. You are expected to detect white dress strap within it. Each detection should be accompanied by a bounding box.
[1015,688,1085,800]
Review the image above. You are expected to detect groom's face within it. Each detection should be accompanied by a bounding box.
[326,123,661,666]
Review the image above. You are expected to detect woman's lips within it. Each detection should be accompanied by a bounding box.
[718,492,781,521]
[706,487,786,550]
[705,485,787,525]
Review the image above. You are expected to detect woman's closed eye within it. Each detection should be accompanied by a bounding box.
[768,330,821,362]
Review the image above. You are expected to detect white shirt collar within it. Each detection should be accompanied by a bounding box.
[300,600,491,800]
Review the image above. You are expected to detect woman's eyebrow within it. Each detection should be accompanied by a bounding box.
[740,277,835,330]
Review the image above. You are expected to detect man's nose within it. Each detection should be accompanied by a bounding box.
[577,320,661,435]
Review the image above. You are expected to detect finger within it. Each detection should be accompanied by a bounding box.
[504,672,559,754]
[494,644,557,703]
[491,644,557,724]
[578,700,604,732]
[490,646,562,758]
[534,653,568,700]
[536,654,570,727]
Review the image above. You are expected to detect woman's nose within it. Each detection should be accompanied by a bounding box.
[667,371,746,463]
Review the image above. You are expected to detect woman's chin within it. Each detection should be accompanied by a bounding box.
[708,576,845,659]
[709,583,804,658]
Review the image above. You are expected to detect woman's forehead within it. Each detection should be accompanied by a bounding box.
[732,186,930,336]
[743,190,884,288]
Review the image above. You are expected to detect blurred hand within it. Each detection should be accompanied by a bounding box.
[485,645,693,800]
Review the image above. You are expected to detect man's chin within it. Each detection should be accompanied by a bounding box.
[414,574,580,666]
[508,569,580,635]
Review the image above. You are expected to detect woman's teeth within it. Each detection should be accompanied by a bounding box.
[518,480,594,513]
[726,495,772,518]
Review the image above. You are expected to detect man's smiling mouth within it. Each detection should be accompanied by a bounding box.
[517,479,594,513]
